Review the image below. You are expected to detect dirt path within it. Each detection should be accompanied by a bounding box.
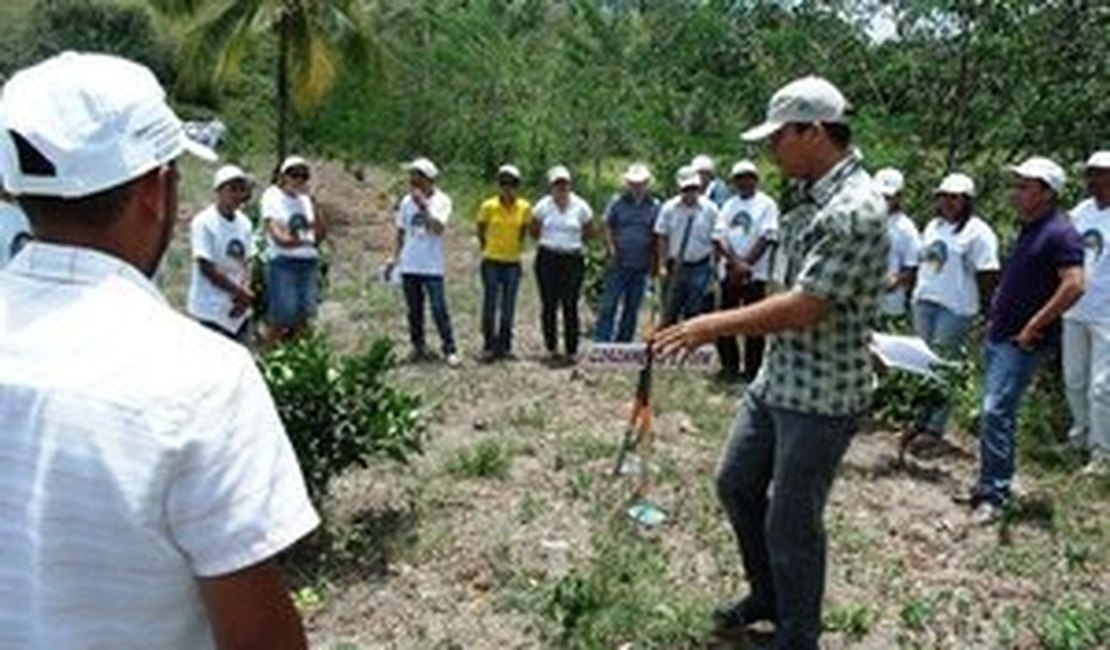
[168,160,1109,649]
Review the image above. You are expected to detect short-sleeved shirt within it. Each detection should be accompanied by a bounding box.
[0,200,31,267]
[396,188,453,276]
[605,191,659,271]
[654,195,722,263]
[476,195,532,263]
[880,211,922,316]
[748,154,889,416]
[187,204,255,334]
[1065,198,1110,324]
[988,211,1084,345]
[705,177,732,207]
[261,185,318,260]
[0,242,319,649]
[533,193,593,253]
[718,190,780,281]
[912,216,999,316]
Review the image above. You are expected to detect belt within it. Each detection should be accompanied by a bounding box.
[678,257,710,267]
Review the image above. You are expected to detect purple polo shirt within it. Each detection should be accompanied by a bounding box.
[988,210,1083,345]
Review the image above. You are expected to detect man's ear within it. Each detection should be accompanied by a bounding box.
[130,167,164,216]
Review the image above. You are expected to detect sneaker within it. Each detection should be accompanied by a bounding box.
[478,349,497,364]
[711,597,776,635]
[1080,455,1110,477]
[445,353,462,367]
[970,501,1003,526]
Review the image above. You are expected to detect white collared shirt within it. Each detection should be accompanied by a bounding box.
[655,195,722,263]
[0,243,319,649]
[187,204,255,333]
[0,199,31,267]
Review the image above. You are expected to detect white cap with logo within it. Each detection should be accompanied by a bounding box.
[730,159,759,178]
[547,165,572,184]
[403,157,439,180]
[935,173,976,197]
[0,52,216,198]
[496,164,521,180]
[623,163,652,184]
[279,156,310,175]
[741,76,848,142]
[1085,151,1110,170]
[677,165,701,190]
[874,168,904,196]
[1008,156,1066,193]
[691,154,715,174]
[213,164,250,190]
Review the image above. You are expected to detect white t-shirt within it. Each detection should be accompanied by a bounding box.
[533,193,593,252]
[912,215,1000,316]
[718,190,780,281]
[1065,198,1110,324]
[396,188,452,276]
[187,204,255,334]
[261,185,317,260]
[0,242,319,649]
[0,200,31,267]
[655,195,722,263]
[881,211,922,315]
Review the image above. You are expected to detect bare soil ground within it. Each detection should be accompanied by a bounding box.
[166,160,1109,650]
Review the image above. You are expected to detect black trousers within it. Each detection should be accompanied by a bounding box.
[535,247,585,355]
[715,278,767,380]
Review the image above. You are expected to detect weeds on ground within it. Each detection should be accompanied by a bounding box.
[823,602,879,641]
[446,438,514,479]
[1036,599,1110,650]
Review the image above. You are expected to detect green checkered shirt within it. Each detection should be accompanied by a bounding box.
[749,153,889,416]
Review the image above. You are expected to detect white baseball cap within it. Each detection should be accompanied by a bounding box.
[1085,151,1110,170]
[496,164,521,180]
[935,173,976,197]
[741,76,848,142]
[213,164,250,190]
[730,159,759,178]
[691,154,715,174]
[0,52,216,199]
[403,157,438,180]
[1008,156,1066,193]
[677,166,701,190]
[623,162,652,184]
[279,156,309,175]
[874,167,904,196]
[548,165,571,184]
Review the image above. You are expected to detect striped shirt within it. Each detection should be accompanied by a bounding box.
[0,243,319,649]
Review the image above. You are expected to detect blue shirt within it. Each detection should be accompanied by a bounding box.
[706,178,732,207]
[988,211,1084,345]
[605,192,660,271]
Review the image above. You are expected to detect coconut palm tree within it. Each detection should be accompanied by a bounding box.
[150,0,380,165]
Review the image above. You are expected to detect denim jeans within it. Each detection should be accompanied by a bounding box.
[266,256,319,328]
[661,259,711,326]
[480,260,521,355]
[593,265,649,342]
[912,299,973,435]
[402,273,456,355]
[535,247,585,355]
[716,393,858,650]
[977,340,1044,506]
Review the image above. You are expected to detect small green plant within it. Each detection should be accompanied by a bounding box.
[258,334,424,504]
[446,438,513,479]
[824,603,879,641]
[1036,599,1110,650]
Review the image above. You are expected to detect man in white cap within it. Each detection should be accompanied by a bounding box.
[0,52,317,648]
[476,163,532,361]
[714,159,780,382]
[0,180,31,266]
[654,165,723,326]
[875,167,922,318]
[692,153,731,207]
[1063,151,1110,475]
[594,162,660,342]
[966,156,1084,523]
[654,76,888,649]
[393,156,460,366]
[188,164,256,343]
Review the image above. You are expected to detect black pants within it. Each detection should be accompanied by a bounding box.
[535,247,585,356]
[715,278,767,380]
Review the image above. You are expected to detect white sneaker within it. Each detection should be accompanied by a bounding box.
[446,353,462,367]
[970,501,1003,526]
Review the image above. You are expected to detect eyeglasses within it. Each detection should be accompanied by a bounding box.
[286,170,310,180]
[498,178,520,188]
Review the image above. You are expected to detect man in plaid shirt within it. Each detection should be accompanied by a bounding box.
[654,76,888,649]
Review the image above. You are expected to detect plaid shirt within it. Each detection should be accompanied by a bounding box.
[749,153,889,415]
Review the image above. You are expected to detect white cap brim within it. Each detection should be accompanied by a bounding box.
[184,138,218,163]
[741,121,784,142]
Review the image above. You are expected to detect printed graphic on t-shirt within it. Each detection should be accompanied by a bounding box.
[1083,228,1104,265]
[730,211,752,234]
[288,213,309,238]
[922,240,948,273]
[10,231,31,259]
[226,239,247,260]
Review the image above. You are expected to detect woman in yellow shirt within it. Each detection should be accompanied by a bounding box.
[476,164,532,361]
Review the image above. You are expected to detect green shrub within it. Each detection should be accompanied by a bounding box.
[258,334,424,504]
[1036,599,1110,650]
[446,438,513,480]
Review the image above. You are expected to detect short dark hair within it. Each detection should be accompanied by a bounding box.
[18,178,138,229]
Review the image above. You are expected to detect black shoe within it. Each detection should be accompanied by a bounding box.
[711,597,776,635]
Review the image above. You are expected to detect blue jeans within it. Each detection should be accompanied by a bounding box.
[661,259,711,326]
[977,340,1044,506]
[912,300,973,435]
[266,256,319,328]
[402,274,456,355]
[480,260,521,355]
[716,393,858,650]
[593,265,649,342]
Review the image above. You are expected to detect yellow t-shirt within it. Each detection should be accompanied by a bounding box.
[476,196,532,262]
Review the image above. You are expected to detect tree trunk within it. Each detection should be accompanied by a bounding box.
[276,7,290,171]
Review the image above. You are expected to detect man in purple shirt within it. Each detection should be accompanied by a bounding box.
[968,156,1084,524]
